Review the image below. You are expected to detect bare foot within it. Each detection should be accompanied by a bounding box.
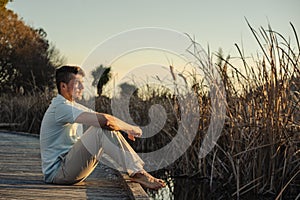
[130,170,166,190]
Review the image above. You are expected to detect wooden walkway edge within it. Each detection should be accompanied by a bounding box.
[0,130,150,200]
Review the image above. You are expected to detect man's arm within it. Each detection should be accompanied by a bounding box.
[75,112,142,140]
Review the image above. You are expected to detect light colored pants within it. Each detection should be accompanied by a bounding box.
[52,127,144,185]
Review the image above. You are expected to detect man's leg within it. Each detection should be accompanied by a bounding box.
[52,126,137,185]
[52,139,99,185]
[80,127,144,175]
[80,127,166,189]
[53,126,165,189]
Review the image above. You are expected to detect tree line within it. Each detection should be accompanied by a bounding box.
[0,1,117,97]
[0,0,65,94]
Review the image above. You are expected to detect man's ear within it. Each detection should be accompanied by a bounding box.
[60,82,67,91]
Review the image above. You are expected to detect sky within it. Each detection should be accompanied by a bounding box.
[6,0,300,95]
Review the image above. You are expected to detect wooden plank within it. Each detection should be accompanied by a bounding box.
[122,174,151,200]
[0,123,21,128]
[0,131,149,200]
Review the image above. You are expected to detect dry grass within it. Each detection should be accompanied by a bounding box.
[209,22,300,199]
[0,92,52,134]
[113,22,300,199]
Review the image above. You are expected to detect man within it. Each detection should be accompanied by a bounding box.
[40,65,165,190]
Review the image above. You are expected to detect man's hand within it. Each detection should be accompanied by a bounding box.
[128,134,136,141]
[76,112,142,141]
[126,126,142,141]
[105,114,142,141]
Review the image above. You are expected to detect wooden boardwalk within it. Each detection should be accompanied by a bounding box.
[0,131,150,200]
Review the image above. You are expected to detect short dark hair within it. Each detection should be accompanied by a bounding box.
[55,65,85,94]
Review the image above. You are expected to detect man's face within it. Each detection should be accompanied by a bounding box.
[66,74,84,101]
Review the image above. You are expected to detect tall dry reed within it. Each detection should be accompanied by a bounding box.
[102,22,299,199]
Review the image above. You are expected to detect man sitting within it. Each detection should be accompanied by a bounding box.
[40,65,166,190]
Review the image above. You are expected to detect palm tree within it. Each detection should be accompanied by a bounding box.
[91,65,112,96]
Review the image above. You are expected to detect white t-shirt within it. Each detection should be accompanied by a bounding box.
[40,94,92,182]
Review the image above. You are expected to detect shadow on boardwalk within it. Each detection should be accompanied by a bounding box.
[0,131,149,200]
